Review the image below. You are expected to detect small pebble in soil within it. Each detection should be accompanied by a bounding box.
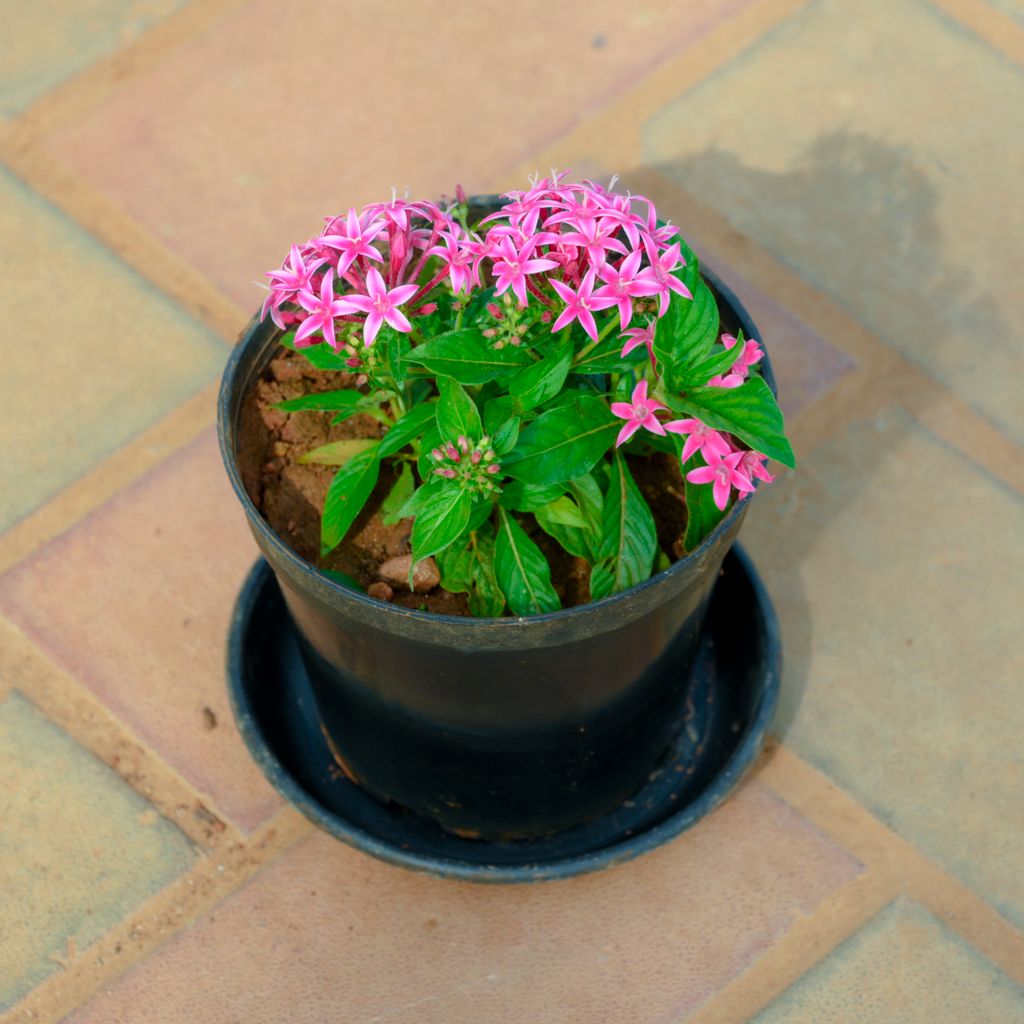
[367,581,395,602]
[378,554,441,593]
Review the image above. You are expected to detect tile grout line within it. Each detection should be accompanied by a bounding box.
[8,0,254,145]
[0,383,220,578]
[685,868,901,1024]
[0,615,245,853]
[759,746,1024,986]
[928,0,1024,64]
[0,806,313,1024]
[0,135,249,343]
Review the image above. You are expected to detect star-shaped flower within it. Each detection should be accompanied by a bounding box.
[342,267,420,345]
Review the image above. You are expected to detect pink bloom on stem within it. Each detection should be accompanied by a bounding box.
[638,237,693,315]
[595,249,661,328]
[610,379,667,447]
[295,270,359,350]
[664,417,731,464]
[619,320,656,361]
[343,267,419,346]
[320,208,386,275]
[710,335,764,386]
[491,236,558,307]
[428,231,479,295]
[737,451,775,495]
[685,450,755,511]
[550,269,616,342]
[262,244,327,328]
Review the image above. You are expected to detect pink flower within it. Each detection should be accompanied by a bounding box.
[736,451,775,495]
[619,321,655,361]
[550,269,616,342]
[427,230,479,295]
[664,417,731,464]
[343,267,419,345]
[491,235,557,307]
[595,249,661,328]
[262,244,327,328]
[685,450,755,511]
[710,334,764,387]
[320,208,386,275]
[638,237,693,315]
[610,380,667,447]
[295,270,358,350]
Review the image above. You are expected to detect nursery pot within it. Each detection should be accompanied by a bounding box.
[218,231,773,842]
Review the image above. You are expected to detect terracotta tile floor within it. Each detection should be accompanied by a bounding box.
[1,0,1022,1020]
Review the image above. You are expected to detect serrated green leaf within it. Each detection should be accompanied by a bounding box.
[668,376,795,468]
[504,395,618,485]
[589,453,656,600]
[410,483,472,562]
[509,336,572,410]
[407,329,533,384]
[682,451,728,551]
[274,389,364,413]
[534,474,603,563]
[298,438,379,466]
[436,377,482,441]
[377,402,437,458]
[380,463,415,525]
[320,450,381,556]
[495,509,560,616]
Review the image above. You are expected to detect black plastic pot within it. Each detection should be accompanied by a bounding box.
[218,224,774,841]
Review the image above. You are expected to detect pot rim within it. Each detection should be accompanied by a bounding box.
[217,265,774,630]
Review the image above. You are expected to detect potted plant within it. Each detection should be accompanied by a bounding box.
[218,173,793,842]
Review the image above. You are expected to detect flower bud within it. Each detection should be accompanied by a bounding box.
[482,328,497,338]
[486,302,503,320]
[486,463,501,474]
[412,302,438,317]
[456,183,468,204]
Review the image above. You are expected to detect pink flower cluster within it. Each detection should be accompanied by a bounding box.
[610,372,774,511]
[261,173,693,352]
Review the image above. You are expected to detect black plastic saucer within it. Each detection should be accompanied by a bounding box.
[227,544,780,883]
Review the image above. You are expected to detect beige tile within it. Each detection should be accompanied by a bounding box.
[67,784,859,1023]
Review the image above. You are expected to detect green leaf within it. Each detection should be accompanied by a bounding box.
[653,278,720,390]
[590,453,657,600]
[668,376,795,468]
[499,480,565,512]
[534,474,603,563]
[280,333,352,371]
[298,438,378,466]
[380,463,415,525]
[320,450,381,556]
[679,334,744,388]
[483,395,522,455]
[320,569,364,591]
[377,402,437,458]
[509,336,572,410]
[535,494,587,529]
[386,328,412,385]
[274,389,364,413]
[436,377,482,441]
[571,333,642,374]
[682,451,728,551]
[495,509,561,616]
[410,483,473,562]
[504,395,618,485]
[407,329,533,384]
[436,522,505,618]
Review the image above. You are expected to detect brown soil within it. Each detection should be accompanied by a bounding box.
[238,346,689,616]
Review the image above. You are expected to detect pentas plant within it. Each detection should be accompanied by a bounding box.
[261,173,795,617]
